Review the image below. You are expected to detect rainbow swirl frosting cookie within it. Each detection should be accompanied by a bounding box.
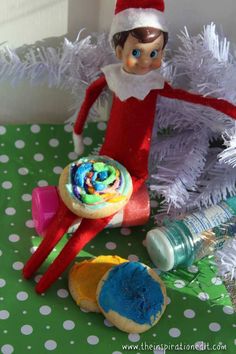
[59,156,133,218]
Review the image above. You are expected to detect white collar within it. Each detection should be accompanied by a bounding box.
[101,63,165,101]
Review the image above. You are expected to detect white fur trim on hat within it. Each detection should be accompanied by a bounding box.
[109,8,168,44]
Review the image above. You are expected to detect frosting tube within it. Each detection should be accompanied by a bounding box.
[59,156,133,219]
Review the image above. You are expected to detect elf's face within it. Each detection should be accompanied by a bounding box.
[116,32,164,75]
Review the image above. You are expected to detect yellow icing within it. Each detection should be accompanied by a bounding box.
[69,255,128,306]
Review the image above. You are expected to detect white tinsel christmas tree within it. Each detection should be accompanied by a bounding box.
[149,24,236,214]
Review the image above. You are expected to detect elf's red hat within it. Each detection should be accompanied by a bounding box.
[109,0,168,43]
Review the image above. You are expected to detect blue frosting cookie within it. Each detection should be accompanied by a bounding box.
[96,262,167,333]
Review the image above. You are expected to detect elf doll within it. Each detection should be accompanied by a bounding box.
[23,0,236,293]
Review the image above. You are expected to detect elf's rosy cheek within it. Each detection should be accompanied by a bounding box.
[152,58,162,69]
[126,58,136,68]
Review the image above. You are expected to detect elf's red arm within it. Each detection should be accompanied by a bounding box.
[73,75,107,135]
[160,82,236,120]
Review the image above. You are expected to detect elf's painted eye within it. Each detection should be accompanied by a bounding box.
[150,49,159,58]
[132,49,141,58]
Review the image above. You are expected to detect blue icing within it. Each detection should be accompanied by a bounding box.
[91,171,98,182]
[74,163,92,187]
[91,172,106,191]
[92,182,106,191]
[98,171,108,181]
[98,262,164,325]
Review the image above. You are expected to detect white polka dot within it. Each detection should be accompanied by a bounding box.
[12,261,24,270]
[68,152,78,160]
[223,306,234,315]
[0,126,6,135]
[209,322,221,332]
[34,153,44,162]
[63,320,75,330]
[0,279,6,288]
[154,350,166,354]
[1,344,14,354]
[39,305,52,315]
[169,328,181,338]
[184,309,196,318]
[87,335,99,345]
[38,180,48,187]
[22,194,32,202]
[166,297,171,305]
[105,242,117,250]
[18,167,29,175]
[16,291,28,301]
[187,265,199,273]
[5,208,16,216]
[195,341,207,351]
[128,334,140,342]
[21,325,33,335]
[97,122,107,131]
[120,228,131,236]
[0,310,9,319]
[9,234,20,242]
[128,254,139,262]
[0,250,2,256]
[211,277,222,285]
[64,124,72,132]
[198,292,209,301]
[83,137,93,146]
[2,181,12,190]
[234,339,236,345]
[104,319,114,327]
[30,246,38,254]
[53,166,63,174]
[15,140,25,149]
[0,155,9,163]
[34,275,42,283]
[57,289,69,298]
[44,340,57,351]
[31,125,41,133]
[174,280,186,288]
[49,139,59,147]
[25,220,34,228]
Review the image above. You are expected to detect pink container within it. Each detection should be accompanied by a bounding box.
[32,185,150,236]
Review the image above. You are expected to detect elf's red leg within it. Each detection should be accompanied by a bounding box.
[35,214,114,294]
[23,201,77,279]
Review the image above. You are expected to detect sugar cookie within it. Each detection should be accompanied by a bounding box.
[68,255,128,312]
[96,262,167,333]
[59,156,133,219]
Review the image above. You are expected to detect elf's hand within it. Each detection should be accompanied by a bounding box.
[73,132,84,155]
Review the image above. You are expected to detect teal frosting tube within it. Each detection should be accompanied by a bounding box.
[146,196,236,271]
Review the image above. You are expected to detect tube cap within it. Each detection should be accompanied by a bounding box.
[146,228,175,271]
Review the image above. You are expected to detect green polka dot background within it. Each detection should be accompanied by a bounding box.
[0,123,235,354]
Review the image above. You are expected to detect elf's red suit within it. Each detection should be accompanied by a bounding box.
[23,62,236,293]
[75,64,236,188]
